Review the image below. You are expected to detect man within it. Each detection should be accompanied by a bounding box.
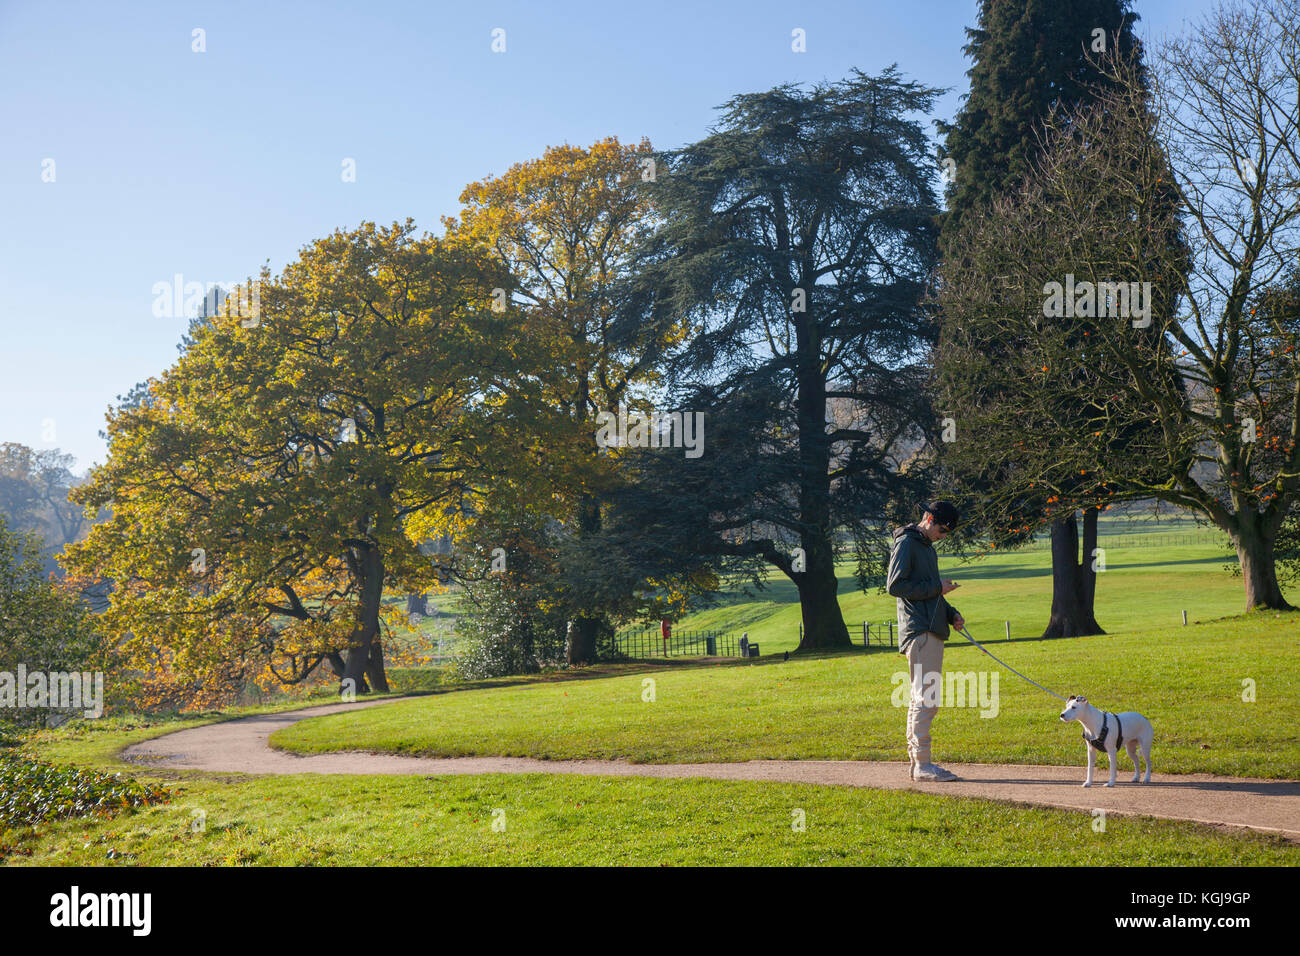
[887,500,965,783]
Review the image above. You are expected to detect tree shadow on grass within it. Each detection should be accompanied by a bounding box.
[970,775,1300,795]
[711,578,802,605]
[388,656,793,700]
[928,554,1235,582]
[929,564,1052,580]
[1104,556,1240,570]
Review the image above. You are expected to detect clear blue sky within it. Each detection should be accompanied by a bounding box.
[0,0,1215,472]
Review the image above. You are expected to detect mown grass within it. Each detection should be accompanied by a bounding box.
[10,515,1296,867]
[671,522,1247,654]
[10,669,1296,866]
[381,515,1247,658]
[6,769,1295,866]
[273,613,1300,778]
[10,617,1296,866]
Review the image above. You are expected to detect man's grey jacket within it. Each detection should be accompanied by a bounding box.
[887,524,960,654]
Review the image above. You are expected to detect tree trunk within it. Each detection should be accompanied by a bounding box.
[365,639,390,693]
[406,593,428,616]
[566,616,601,665]
[794,532,851,650]
[519,618,536,664]
[789,283,852,652]
[1234,521,1293,610]
[1078,505,1100,618]
[340,542,389,693]
[341,645,371,695]
[566,492,607,666]
[1041,509,1104,638]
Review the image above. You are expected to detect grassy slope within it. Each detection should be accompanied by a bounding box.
[272,613,1300,777]
[392,515,1247,659]
[10,656,1296,866]
[673,523,1247,654]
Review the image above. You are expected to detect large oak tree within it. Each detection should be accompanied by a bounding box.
[442,137,687,664]
[67,221,526,694]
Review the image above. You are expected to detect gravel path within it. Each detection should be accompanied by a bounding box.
[122,698,1300,843]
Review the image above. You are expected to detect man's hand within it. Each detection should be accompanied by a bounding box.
[952,614,965,630]
[940,579,960,595]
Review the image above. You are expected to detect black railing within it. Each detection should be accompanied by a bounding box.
[1021,531,1228,550]
[861,621,897,649]
[613,629,743,658]
[796,622,896,650]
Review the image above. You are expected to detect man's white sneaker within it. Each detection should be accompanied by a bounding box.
[912,762,959,782]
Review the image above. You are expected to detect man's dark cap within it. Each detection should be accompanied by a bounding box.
[922,500,960,530]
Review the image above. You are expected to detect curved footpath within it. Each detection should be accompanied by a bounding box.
[122,698,1300,843]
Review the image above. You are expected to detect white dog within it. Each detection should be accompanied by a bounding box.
[1059,695,1153,787]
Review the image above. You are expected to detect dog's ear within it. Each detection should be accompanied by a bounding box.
[1077,696,1087,704]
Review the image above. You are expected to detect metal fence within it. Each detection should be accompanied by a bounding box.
[614,629,745,658]
[861,621,897,649]
[1019,531,1229,551]
[796,622,897,650]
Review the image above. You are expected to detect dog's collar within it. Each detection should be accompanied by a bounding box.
[1083,713,1124,753]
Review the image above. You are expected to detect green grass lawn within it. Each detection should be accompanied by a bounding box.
[17,663,677,770]
[672,522,1247,654]
[272,613,1300,778]
[7,762,1295,866]
[385,512,1248,659]
[9,514,1297,867]
[7,642,1295,866]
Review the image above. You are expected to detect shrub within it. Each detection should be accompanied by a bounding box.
[0,517,115,727]
[0,749,171,828]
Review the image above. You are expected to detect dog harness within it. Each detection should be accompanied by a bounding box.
[1083,713,1124,752]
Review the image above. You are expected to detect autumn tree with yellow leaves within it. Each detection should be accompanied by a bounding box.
[66,221,530,694]
[443,137,694,665]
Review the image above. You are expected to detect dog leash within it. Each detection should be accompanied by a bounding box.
[954,625,1068,702]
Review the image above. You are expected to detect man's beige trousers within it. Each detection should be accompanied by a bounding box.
[905,631,944,765]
